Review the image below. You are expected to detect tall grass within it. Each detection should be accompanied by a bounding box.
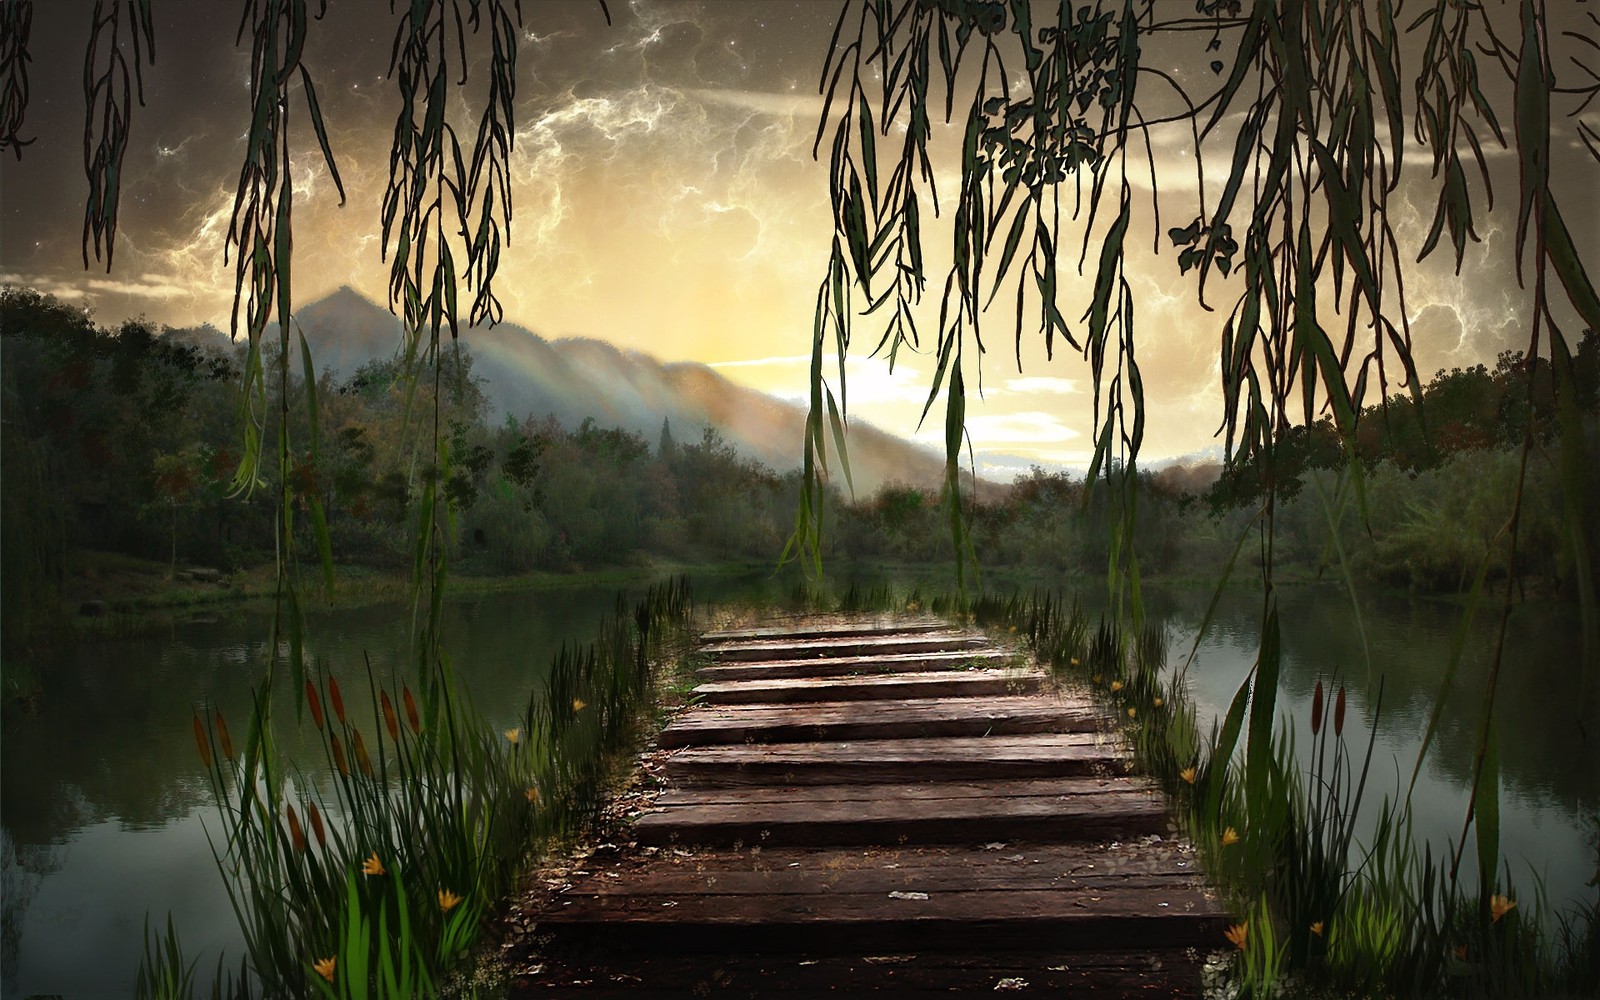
[139,576,692,999]
[783,580,1600,999]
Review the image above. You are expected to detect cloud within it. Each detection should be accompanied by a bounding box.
[1002,375,1077,395]
[691,88,825,119]
[917,410,1082,447]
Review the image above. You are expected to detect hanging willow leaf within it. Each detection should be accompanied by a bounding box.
[81,0,155,270]
[0,1,34,158]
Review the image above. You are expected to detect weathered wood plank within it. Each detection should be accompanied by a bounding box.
[531,886,1223,954]
[651,775,1154,807]
[696,648,1017,682]
[664,733,1130,786]
[633,784,1167,847]
[701,619,950,642]
[701,633,992,662]
[692,669,1044,704]
[657,695,1108,748]
[512,949,1208,998]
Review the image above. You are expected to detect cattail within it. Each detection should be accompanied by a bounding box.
[193,713,212,768]
[403,686,421,734]
[328,676,347,725]
[1334,686,1347,737]
[307,801,326,848]
[286,803,307,853]
[305,679,325,730]
[381,690,400,743]
[352,728,374,777]
[1311,680,1324,737]
[214,710,234,760]
[330,732,350,777]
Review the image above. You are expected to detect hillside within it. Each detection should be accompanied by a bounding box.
[291,286,966,496]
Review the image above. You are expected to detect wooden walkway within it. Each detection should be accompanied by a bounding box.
[507,616,1225,997]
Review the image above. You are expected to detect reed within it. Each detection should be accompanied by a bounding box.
[141,576,693,998]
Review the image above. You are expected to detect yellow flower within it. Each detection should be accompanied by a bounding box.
[1008,625,1018,633]
[438,889,463,913]
[313,956,336,983]
[1490,894,1516,923]
[1070,658,1080,666]
[1224,923,1248,950]
[1110,680,1124,692]
[524,786,540,803]
[1453,944,1468,961]
[1179,767,1197,785]
[1310,920,1325,937]
[1127,706,1137,718]
[1091,674,1102,685]
[504,727,521,745]
[572,698,587,712]
[1221,827,1241,847]
[361,852,386,876]
[1152,697,1163,708]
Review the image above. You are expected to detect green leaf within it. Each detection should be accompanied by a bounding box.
[1244,602,1281,813]
[298,65,346,205]
[825,385,855,500]
[1474,720,1500,896]
[858,91,878,210]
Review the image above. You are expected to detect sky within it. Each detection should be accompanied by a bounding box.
[2,0,1597,478]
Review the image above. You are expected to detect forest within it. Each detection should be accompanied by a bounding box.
[5,282,1597,661]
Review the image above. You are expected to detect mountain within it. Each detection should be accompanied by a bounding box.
[289,287,957,496]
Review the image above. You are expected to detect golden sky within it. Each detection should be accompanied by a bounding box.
[3,1,1597,476]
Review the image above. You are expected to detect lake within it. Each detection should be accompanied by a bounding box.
[3,574,1595,997]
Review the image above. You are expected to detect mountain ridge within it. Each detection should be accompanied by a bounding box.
[289,286,963,496]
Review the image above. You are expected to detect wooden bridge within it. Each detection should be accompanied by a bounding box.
[509,616,1226,996]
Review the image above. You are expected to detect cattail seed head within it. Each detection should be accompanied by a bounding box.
[380,691,399,743]
[193,713,212,768]
[352,728,374,778]
[307,801,326,848]
[1334,686,1347,737]
[328,677,347,725]
[214,710,234,760]
[403,686,421,734]
[1311,680,1324,737]
[305,679,325,731]
[330,732,350,777]
[286,803,307,853]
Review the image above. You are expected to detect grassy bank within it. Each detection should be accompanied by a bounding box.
[134,576,696,999]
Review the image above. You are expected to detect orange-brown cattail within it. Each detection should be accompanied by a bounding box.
[286,803,307,853]
[1334,686,1347,737]
[1311,680,1324,737]
[402,686,421,734]
[307,801,326,848]
[328,676,347,725]
[330,732,350,777]
[305,679,325,730]
[352,728,374,777]
[214,710,234,760]
[193,713,212,768]
[380,690,400,743]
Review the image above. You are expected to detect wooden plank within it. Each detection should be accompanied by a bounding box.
[652,775,1154,807]
[701,619,950,642]
[664,733,1130,786]
[633,785,1167,847]
[530,886,1224,954]
[657,695,1108,748]
[511,949,1208,999]
[701,633,992,662]
[692,669,1045,705]
[696,648,1017,683]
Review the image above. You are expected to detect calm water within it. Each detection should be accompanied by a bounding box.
[3,576,1596,997]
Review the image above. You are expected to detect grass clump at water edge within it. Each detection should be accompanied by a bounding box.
[135,575,693,999]
[786,580,1600,1000]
